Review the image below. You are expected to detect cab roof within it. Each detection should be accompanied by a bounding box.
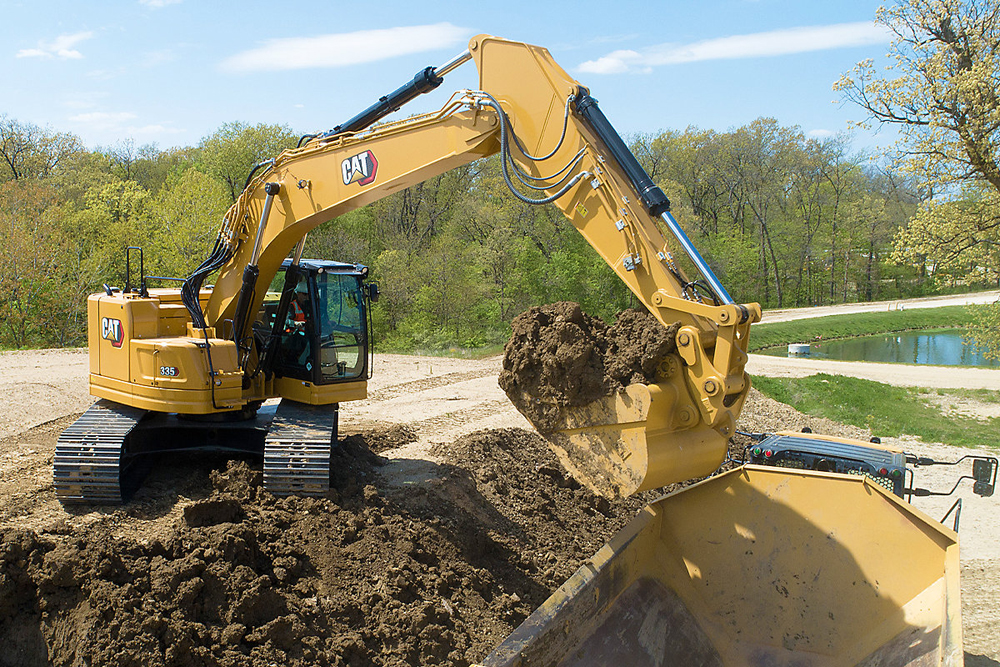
[280,258,368,276]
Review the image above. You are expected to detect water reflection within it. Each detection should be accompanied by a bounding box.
[761,329,999,368]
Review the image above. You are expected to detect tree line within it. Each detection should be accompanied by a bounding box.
[0,109,975,352]
[9,0,1000,354]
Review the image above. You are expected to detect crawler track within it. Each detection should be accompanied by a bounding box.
[53,400,145,503]
[263,401,338,496]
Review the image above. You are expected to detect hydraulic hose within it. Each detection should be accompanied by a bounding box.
[480,96,591,206]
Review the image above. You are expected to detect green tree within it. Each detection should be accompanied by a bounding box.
[0,115,82,181]
[99,140,195,194]
[0,179,94,347]
[838,0,1000,192]
[199,122,298,201]
[72,177,152,287]
[893,184,1000,286]
[839,0,1000,346]
[968,301,1000,360]
[146,168,231,280]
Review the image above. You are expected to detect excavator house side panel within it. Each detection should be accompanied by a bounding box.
[482,466,961,667]
[89,292,244,413]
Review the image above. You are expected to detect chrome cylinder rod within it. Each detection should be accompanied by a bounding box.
[435,50,472,77]
[250,182,279,265]
[660,211,734,305]
[291,235,307,266]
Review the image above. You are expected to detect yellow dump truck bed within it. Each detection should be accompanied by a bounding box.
[482,465,962,667]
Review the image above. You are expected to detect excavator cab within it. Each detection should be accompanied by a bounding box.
[256,259,376,387]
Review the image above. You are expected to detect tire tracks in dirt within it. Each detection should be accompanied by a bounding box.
[366,367,500,402]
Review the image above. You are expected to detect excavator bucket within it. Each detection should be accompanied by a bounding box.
[529,380,733,499]
[481,466,962,667]
[499,304,753,500]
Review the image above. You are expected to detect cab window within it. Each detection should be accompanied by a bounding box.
[316,272,366,381]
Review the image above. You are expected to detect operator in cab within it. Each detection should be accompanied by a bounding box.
[284,279,312,367]
[287,280,310,330]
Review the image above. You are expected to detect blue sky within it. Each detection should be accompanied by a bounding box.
[2,0,895,152]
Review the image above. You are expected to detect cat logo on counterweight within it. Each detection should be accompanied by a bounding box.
[101,317,124,348]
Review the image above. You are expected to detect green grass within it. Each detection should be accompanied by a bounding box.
[751,374,1000,449]
[749,306,975,352]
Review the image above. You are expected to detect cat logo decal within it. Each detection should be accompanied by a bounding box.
[341,150,378,186]
[101,317,124,348]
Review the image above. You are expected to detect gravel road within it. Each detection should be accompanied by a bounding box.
[761,290,999,324]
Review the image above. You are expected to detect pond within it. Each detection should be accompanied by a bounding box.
[759,328,999,368]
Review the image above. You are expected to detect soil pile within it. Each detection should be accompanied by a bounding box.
[498,302,679,432]
[0,428,656,667]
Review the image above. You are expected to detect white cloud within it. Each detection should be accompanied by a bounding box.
[63,92,109,110]
[576,50,641,75]
[220,23,471,73]
[807,129,835,139]
[86,67,127,81]
[578,22,891,74]
[139,0,182,7]
[142,49,177,67]
[130,124,185,136]
[16,31,94,60]
[70,111,138,126]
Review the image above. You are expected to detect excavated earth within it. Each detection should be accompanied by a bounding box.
[0,425,666,667]
[1,303,999,666]
[498,302,679,433]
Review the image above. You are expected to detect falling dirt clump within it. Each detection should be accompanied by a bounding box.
[498,302,679,433]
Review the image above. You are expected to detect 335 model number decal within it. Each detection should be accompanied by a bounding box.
[159,366,179,377]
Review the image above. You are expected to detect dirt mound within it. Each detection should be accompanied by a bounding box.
[355,423,418,454]
[0,426,659,667]
[498,302,679,432]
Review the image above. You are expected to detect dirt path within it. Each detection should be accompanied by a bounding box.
[1,347,998,663]
[761,290,999,324]
[747,353,1000,389]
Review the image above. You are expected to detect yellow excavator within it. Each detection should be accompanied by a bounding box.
[56,34,757,502]
[55,35,988,665]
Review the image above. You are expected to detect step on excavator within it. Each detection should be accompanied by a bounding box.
[55,34,994,665]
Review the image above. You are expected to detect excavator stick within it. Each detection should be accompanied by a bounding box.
[481,466,962,666]
[470,34,760,498]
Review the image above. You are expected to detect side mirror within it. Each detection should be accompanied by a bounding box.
[367,283,380,303]
[973,458,996,497]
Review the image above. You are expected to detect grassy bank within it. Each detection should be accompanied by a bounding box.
[752,374,1000,448]
[748,306,975,352]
